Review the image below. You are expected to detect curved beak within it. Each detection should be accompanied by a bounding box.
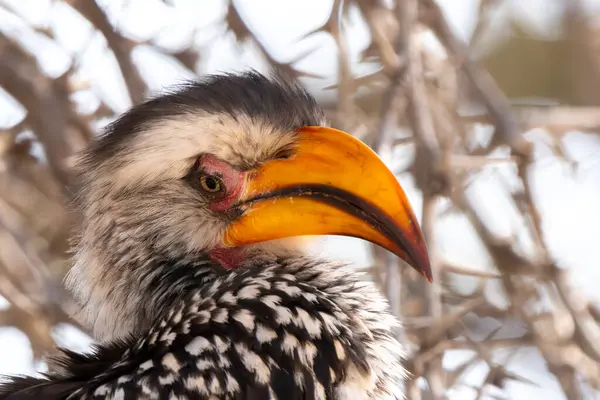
[224,126,432,282]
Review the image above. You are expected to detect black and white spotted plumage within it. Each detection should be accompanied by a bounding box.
[1,257,404,399]
[0,71,414,399]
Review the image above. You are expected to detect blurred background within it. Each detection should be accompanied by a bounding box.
[0,0,599,399]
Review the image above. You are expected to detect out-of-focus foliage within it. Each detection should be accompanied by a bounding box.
[1,0,600,399]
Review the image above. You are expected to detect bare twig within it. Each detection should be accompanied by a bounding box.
[69,0,148,105]
[0,34,81,186]
[226,1,321,80]
[422,0,531,158]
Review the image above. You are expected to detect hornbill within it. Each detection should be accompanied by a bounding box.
[0,72,431,399]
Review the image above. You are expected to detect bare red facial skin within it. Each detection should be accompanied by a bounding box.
[195,154,248,269]
[197,154,246,212]
[208,247,247,270]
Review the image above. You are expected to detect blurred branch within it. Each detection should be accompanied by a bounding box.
[463,106,600,133]
[325,0,355,125]
[0,308,20,327]
[226,1,321,80]
[68,0,148,105]
[422,0,531,157]
[419,0,600,395]
[150,43,201,73]
[516,106,600,133]
[0,33,82,187]
[369,0,410,154]
[441,261,501,279]
[355,0,401,73]
[361,1,448,398]
[468,0,503,51]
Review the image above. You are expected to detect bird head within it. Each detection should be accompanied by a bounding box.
[68,72,431,340]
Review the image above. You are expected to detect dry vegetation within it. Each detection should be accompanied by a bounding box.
[1,0,599,398]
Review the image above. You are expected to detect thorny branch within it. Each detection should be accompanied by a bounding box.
[68,0,149,105]
[0,33,82,186]
[0,0,599,398]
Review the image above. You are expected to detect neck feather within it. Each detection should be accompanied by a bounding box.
[66,235,298,342]
[67,244,219,342]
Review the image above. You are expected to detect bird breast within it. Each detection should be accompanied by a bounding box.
[66,259,405,399]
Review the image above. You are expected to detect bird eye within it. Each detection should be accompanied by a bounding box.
[200,174,223,193]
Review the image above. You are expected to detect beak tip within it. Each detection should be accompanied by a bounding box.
[416,258,434,284]
[422,251,433,283]
[408,240,433,283]
[424,269,434,283]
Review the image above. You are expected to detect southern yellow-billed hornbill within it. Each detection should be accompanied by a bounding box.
[0,72,431,399]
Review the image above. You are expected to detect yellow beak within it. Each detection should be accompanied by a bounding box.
[224,126,432,282]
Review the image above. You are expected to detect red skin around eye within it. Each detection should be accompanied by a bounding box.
[198,155,249,269]
[198,154,245,212]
